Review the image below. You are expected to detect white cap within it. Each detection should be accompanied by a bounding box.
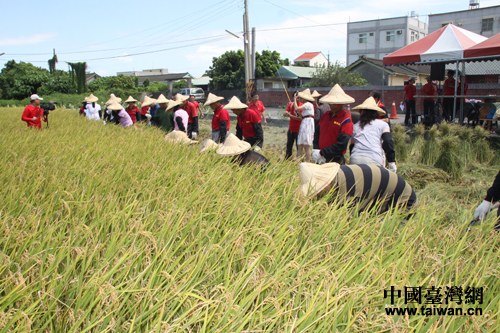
[30,94,43,101]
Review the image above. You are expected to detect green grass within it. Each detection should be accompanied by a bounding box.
[0,108,498,332]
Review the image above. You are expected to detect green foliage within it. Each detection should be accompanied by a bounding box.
[68,62,87,93]
[173,80,188,89]
[146,81,168,94]
[309,61,367,87]
[0,60,50,99]
[39,70,76,95]
[88,75,138,97]
[435,137,463,179]
[48,54,58,74]
[255,50,289,79]
[143,79,150,87]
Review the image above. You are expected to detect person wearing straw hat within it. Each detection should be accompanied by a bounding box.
[154,94,174,132]
[21,94,46,129]
[293,88,316,162]
[140,96,155,126]
[175,93,199,139]
[103,94,122,125]
[108,101,133,128]
[248,94,266,124]
[167,99,189,133]
[164,130,198,145]
[283,91,302,159]
[298,162,416,214]
[226,96,264,149]
[84,94,101,121]
[200,139,219,153]
[205,93,230,143]
[315,84,354,165]
[216,133,269,168]
[350,97,397,173]
[311,90,322,149]
[125,96,139,123]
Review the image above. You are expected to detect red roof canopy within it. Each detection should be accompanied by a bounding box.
[295,52,321,61]
[464,33,500,58]
[383,24,486,65]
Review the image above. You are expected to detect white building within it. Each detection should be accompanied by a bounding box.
[293,52,328,67]
[346,16,428,65]
[428,4,500,37]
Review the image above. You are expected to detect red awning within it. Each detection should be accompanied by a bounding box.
[383,24,487,65]
[464,33,500,58]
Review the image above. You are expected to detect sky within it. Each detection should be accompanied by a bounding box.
[0,0,498,77]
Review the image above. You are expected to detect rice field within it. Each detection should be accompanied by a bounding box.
[0,107,498,332]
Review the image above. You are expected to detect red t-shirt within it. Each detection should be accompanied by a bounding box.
[237,108,261,138]
[140,106,149,116]
[126,105,139,123]
[318,109,353,154]
[185,101,198,123]
[286,101,302,133]
[21,104,44,128]
[443,78,456,96]
[211,105,230,131]
[404,84,416,101]
[421,83,437,101]
[248,100,265,120]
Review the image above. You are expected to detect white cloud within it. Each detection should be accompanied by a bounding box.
[0,33,55,46]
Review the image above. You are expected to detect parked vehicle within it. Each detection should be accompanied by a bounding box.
[178,88,205,102]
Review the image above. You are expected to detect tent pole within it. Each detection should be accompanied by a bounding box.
[460,61,466,125]
[453,61,458,122]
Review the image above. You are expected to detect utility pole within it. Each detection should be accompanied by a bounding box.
[243,0,251,101]
[251,27,256,92]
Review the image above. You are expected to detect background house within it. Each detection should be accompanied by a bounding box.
[293,52,328,67]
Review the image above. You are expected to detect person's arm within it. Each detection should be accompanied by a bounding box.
[219,120,228,143]
[382,131,396,163]
[236,122,243,140]
[320,118,353,161]
[175,116,185,131]
[293,95,305,111]
[253,123,264,148]
[21,107,35,122]
[485,171,500,202]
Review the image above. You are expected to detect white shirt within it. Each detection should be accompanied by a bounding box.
[85,103,101,121]
[301,102,314,117]
[174,109,189,132]
[351,119,390,166]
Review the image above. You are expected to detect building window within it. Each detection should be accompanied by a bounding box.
[482,18,493,32]
[411,31,418,42]
[386,31,395,42]
[359,33,367,44]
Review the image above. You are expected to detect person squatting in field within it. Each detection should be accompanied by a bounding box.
[168,98,189,133]
[216,133,269,169]
[175,93,199,139]
[21,94,46,129]
[125,96,140,123]
[473,170,500,231]
[83,94,101,121]
[299,162,416,215]
[225,96,264,149]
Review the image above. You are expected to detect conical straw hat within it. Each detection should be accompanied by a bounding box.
[297,88,315,102]
[107,101,124,111]
[141,96,154,107]
[86,93,98,103]
[200,139,219,153]
[106,94,122,105]
[174,93,189,102]
[204,93,224,106]
[216,133,251,156]
[352,96,386,116]
[298,162,340,198]
[125,95,137,103]
[311,90,322,98]
[164,130,198,145]
[319,84,355,105]
[156,94,169,104]
[225,96,248,110]
[166,99,182,111]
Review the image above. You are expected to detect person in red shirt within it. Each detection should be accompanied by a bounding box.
[403,78,417,126]
[421,76,437,125]
[125,96,139,123]
[283,95,302,159]
[21,94,45,129]
[175,93,199,139]
[315,84,354,164]
[225,96,264,148]
[442,70,457,122]
[205,93,230,143]
[248,94,266,124]
[189,94,203,117]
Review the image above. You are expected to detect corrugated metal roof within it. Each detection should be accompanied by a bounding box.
[276,66,319,79]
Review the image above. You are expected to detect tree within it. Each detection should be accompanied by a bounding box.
[68,62,87,93]
[309,62,367,87]
[255,50,289,79]
[206,50,245,90]
[39,70,76,95]
[0,60,50,99]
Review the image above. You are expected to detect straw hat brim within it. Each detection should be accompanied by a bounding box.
[108,102,124,111]
[216,134,251,156]
[86,95,99,103]
[311,90,322,98]
[156,94,169,104]
[297,91,315,102]
[319,84,355,105]
[299,162,340,198]
[352,97,386,116]
[200,139,219,153]
[175,94,189,102]
[164,131,198,145]
[125,96,137,103]
[204,94,224,106]
[225,97,248,110]
[166,99,182,111]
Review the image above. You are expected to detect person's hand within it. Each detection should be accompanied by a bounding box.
[312,149,326,164]
[388,162,397,173]
[473,200,492,221]
[283,112,290,118]
[32,117,38,121]
[253,146,261,152]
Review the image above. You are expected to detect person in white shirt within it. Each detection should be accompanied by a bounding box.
[349,97,397,173]
[294,88,316,162]
[84,94,101,121]
[167,99,189,132]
